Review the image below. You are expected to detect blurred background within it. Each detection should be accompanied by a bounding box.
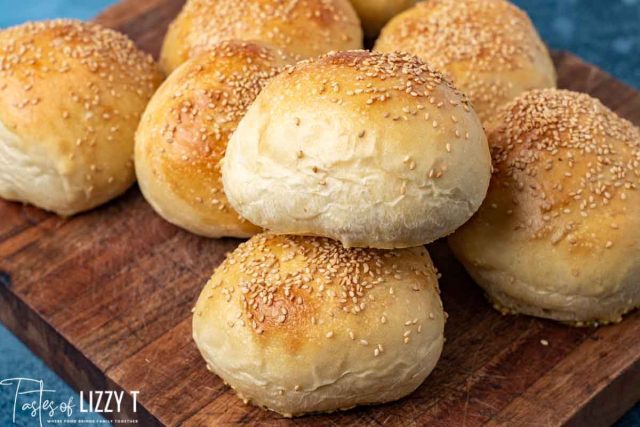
[0,0,638,425]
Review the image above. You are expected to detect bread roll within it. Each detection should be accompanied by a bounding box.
[193,233,445,416]
[223,50,491,249]
[160,0,363,74]
[136,41,294,238]
[375,0,556,123]
[349,0,416,37]
[449,89,640,325]
[0,20,162,216]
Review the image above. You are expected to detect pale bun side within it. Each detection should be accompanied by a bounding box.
[375,0,556,123]
[160,0,363,73]
[0,19,162,215]
[193,233,445,416]
[136,41,294,238]
[223,50,491,249]
[349,0,416,37]
[449,89,640,325]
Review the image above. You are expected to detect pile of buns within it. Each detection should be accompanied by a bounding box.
[0,0,638,418]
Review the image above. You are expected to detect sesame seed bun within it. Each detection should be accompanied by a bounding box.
[449,89,640,325]
[159,0,363,74]
[348,0,416,37]
[135,41,295,238]
[0,19,162,216]
[374,0,556,123]
[222,50,491,249]
[192,233,445,417]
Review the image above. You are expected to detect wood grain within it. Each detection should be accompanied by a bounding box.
[0,1,638,426]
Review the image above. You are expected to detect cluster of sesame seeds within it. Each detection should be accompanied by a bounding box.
[293,50,470,109]
[0,19,158,96]
[0,19,160,189]
[284,50,474,185]
[375,0,549,120]
[489,89,640,248]
[175,0,359,61]
[154,41,289,215]
[209,234,435,344]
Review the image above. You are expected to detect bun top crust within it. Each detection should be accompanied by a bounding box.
[375,0,556,122]
[193,233,445,416]
[0,19,162,215]
[487,89,639,247]
[135,41,294,237]
[449,89,640,321]
[222,50,491,248]
[160,0,363,73]
[0,19,160,146]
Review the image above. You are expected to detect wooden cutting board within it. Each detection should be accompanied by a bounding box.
[1,0,639,425]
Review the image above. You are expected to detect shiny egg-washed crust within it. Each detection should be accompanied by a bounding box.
[223,50,491,249]
[349,0,416,37]
[449,89,640,325]
[193,233,445,417]
[375,0,556,124]
[136,41,295,238]
[0,19,162,216]
[159,0,363,74]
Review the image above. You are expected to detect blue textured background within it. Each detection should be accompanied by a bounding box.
[0,0,638,425]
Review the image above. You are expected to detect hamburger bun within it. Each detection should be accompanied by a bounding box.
[135,41,294,237]
[160,0,363,74]
[0,19,162,216]
[222,50,491,249]
[193,233,445,416]
[449,89,640,325]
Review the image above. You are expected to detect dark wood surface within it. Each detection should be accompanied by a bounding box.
[1,0,639,425]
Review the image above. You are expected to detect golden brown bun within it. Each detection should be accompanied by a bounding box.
[223,50,491,249]
[449,89,640,325]
[0,19,162,216]
[160,0,363,74]
[375,0,556,123]
[349,0,416,37]
[193,233,445,416]
[136,41,294,238]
